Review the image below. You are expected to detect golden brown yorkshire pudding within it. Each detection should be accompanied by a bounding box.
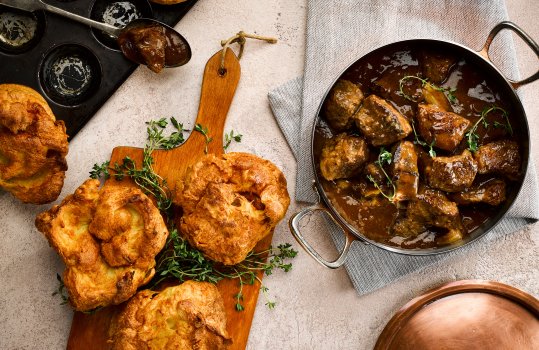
[0,84,68,204]
[174,152,290,265]
[109,280,230,350]
[35,179,168,311]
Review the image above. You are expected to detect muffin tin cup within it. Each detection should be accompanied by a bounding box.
[39,43,102,107]
[0,6,46,54]
[0,0,198,138]
[90,0,153,51]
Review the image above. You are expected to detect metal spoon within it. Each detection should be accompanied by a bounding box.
[0,0,191,68]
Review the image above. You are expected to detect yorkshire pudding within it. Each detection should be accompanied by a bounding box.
[0,84,68,204]
[174,152,290,265]
[109,280,230,350]
[35,179,168,311]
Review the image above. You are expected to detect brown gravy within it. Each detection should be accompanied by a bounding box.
[314,42,522,249]
[118,24,190,73]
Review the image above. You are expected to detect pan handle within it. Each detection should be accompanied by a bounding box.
[479,21,539,89]
[289,190,357,269]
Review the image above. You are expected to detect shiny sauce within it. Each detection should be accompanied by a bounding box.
[118,24,190,73]
[314,42,523,249]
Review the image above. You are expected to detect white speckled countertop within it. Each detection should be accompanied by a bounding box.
[1,1,537,349]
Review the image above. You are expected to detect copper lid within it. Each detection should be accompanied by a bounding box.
[375,280,539,350]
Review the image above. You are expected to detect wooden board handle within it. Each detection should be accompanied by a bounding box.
[196,48,241,155]
[152,49,241,181]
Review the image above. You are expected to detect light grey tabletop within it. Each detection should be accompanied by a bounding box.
[1,1,538,349]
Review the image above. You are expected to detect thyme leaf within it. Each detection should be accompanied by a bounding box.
[235,292,245,311]
[367,147,396,201]
[194,124,213,154]
[378,148,392,165]
[428,140,437,158]
[223,130,243,152]
[145,117,186,150]
[52,273,69,305]
[89,161,110,180]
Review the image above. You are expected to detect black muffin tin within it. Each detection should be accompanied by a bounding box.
[0,0,197,138]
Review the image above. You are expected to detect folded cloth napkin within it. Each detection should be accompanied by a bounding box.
[269,0,539,295]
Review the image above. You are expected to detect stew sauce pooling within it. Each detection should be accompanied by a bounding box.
[314,42,524,249]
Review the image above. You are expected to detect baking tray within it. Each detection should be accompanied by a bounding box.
[0,0,198,138]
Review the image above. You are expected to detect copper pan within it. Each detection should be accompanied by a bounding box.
[374,280,539,349]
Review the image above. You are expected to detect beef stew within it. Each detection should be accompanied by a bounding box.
[313,41,526,249]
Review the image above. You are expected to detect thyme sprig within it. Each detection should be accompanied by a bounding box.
[411,121,436,158]
[146,117,186,150]
[223,129,243,152]
[194,124,213,154]
[89,117,186,211]
[89,161,110,179]
[52,273,68,305]
[466,106,512,152]
[86,118,296,311]
[367,147,396,201]
[153,228,298,311]
[399,75,457,104]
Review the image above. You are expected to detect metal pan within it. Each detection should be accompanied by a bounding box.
[289,21,539,269]
[374,280,539,349]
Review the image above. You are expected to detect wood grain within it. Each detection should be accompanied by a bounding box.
[67,49,270,350]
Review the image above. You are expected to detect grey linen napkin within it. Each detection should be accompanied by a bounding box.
[269,0,539,295]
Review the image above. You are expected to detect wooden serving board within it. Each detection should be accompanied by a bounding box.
[67,49,272,350]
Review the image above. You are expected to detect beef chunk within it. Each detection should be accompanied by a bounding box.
[359,162,387,198]
[420,50,457,84]
[474,140,521,180]
[422,83,451,111]
[415,144,433,179]
[451,179,506,206]
[323,80,364,131]
[427,150,478,192]
[393,187,463,242]
[391,141,419,201]
[372,66,422,108]
[319,133,369,181]
[354,95,412,146]
[416,104,470,152]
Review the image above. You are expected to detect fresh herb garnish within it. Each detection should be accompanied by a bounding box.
[466,106,512,152]
[223,129,243,152]
[89,117,186,211]
[153,228,297,311]
[411,121,436,158]
[427,141,437,158]
[194,124,213,154]
[52,273,69,305]
[89,161,110,180]
[86,118,296,311]
[146,117,186,150]
[399,75,457,104]
[367,147,396,201]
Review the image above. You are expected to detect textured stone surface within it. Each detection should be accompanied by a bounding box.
[0,0,537,349]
